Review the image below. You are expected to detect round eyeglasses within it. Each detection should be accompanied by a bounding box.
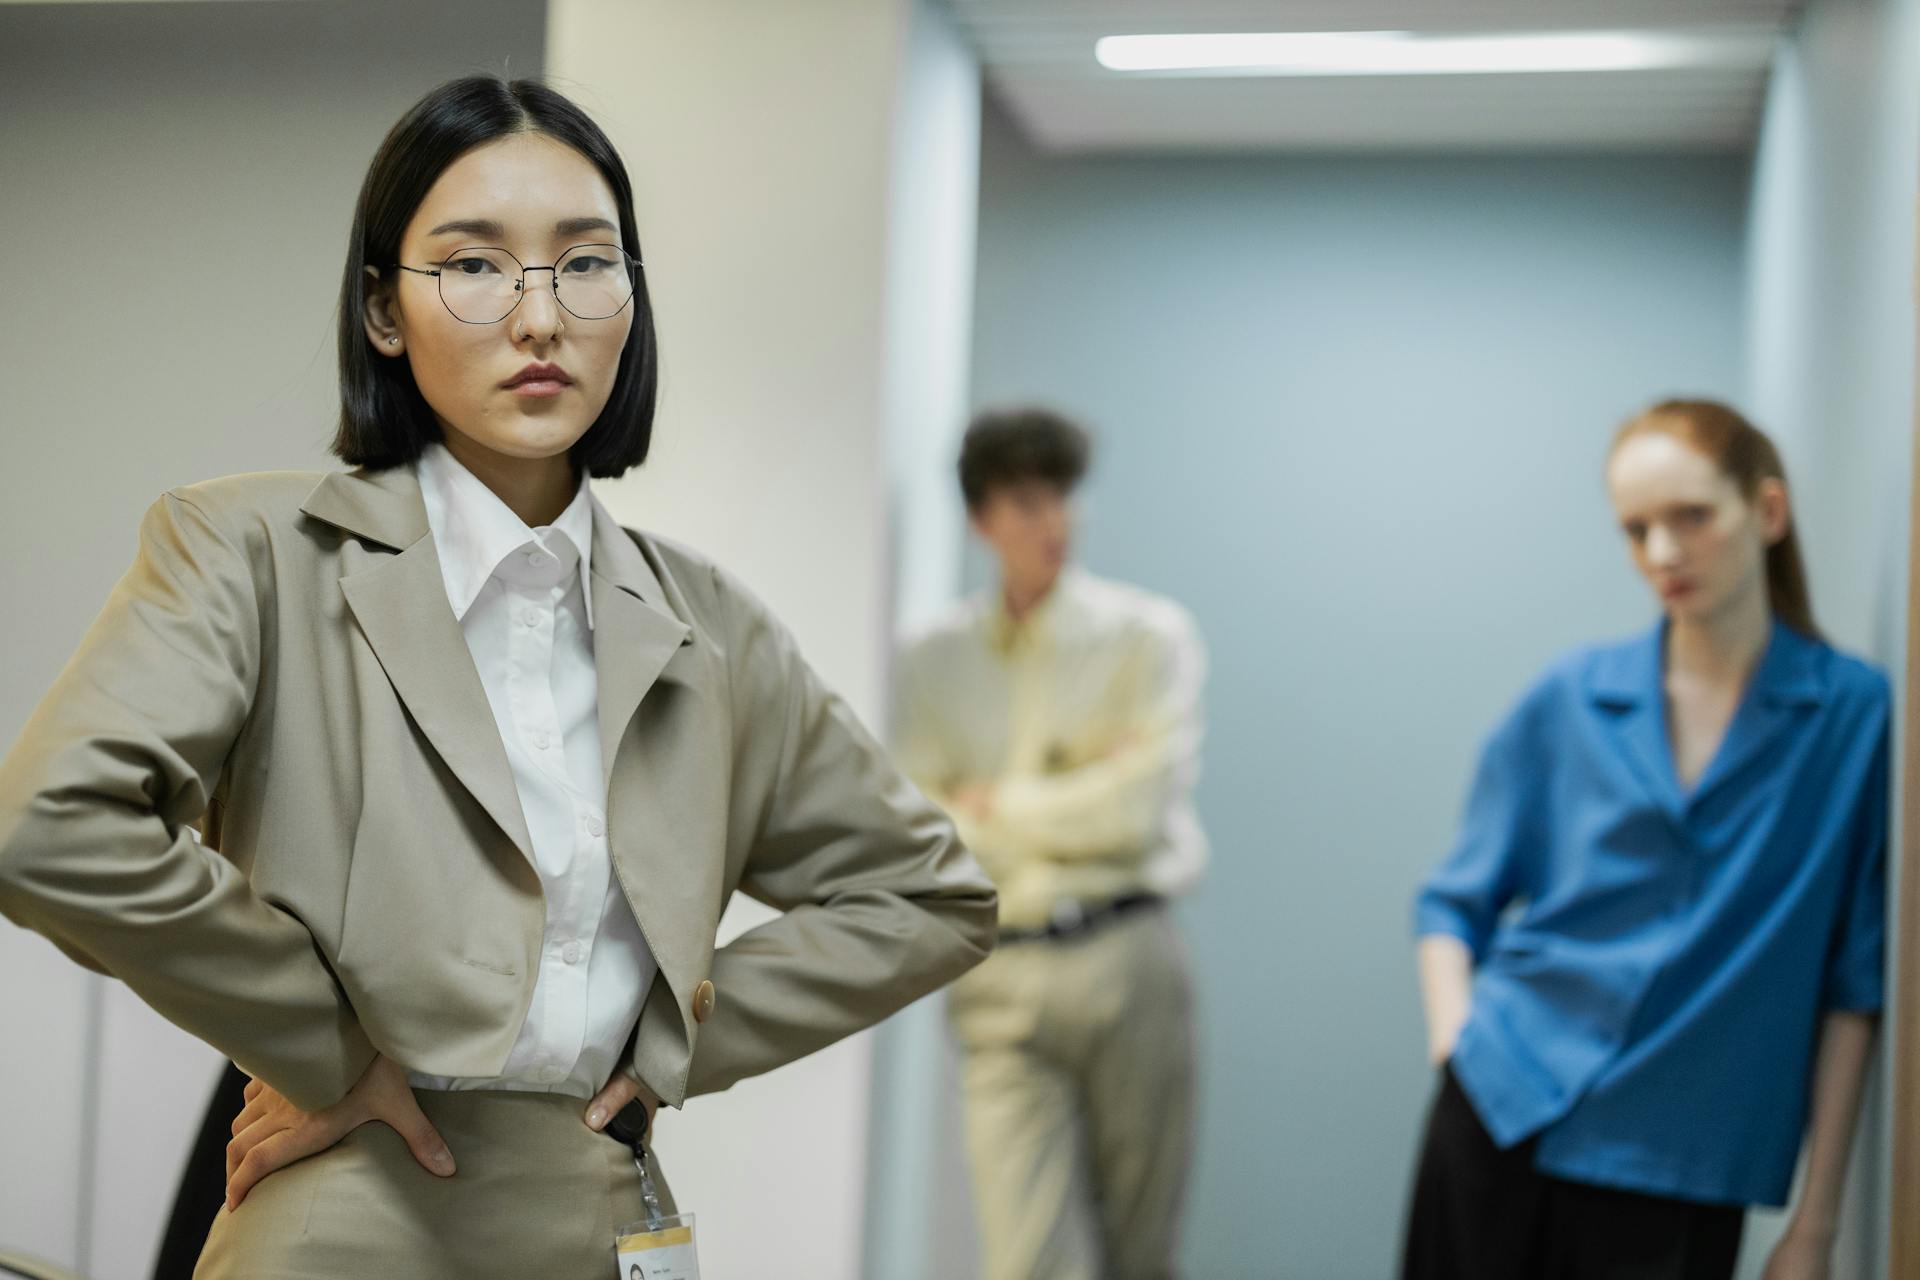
[390,243,641,324]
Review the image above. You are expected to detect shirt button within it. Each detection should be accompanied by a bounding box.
[585,814,605,838]
[519,607,539,628]
[537,1065,567,1083]
[562,941,584,965]
[526,548,551,566]
[531,730,550,749]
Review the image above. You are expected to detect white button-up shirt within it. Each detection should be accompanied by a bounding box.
[407,443,655,1097]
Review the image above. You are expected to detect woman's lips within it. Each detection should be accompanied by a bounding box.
[507,378,570,398]
[503,363,573,397]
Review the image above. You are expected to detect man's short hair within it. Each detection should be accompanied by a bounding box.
[958,407,1092,511]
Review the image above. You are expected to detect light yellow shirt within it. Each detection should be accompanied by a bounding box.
[893,570,1208,929]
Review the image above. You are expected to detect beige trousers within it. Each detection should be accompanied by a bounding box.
[193,1089,675,1279]
[949,906,1197,1280]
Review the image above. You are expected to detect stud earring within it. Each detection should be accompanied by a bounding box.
[388,337,399,346]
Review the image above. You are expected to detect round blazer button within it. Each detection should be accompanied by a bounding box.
[693,979,716,1024]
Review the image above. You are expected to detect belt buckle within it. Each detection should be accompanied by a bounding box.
[1048,897,1087,937]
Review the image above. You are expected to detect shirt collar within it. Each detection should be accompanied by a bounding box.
[982,568,1081,655]
[1586,615,1826,708]
[414,442,598,629]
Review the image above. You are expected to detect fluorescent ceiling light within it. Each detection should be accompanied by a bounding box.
[1093,30,1761,76]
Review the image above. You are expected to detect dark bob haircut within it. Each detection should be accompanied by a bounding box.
[332,77,658,477]
[958,407,1093,511]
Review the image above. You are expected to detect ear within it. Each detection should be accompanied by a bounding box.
[1754,476,1791,545]
[362,265,406,356]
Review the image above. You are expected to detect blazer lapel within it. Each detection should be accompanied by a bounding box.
[303,469,535,865]
[589,502,693,790]
[588,504,714,1009]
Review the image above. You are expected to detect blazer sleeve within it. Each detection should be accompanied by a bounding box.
[1413,680,1552,962]
[684,572,998,1099]
[0,491,375,1111]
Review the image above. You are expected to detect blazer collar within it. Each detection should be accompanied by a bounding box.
[302,464,675,619]
[299,465,430,552]
[588,491,675,614]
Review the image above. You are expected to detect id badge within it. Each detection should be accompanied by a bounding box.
[616,1213,699,1280]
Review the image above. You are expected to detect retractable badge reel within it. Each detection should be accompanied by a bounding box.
[607,1098,701,1280]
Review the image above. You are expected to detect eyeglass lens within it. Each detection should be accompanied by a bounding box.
[436,244,635,323]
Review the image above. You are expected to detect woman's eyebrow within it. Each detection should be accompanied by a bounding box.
[555,216,618,237]
[426,217,506,239]
[423,216,617,239]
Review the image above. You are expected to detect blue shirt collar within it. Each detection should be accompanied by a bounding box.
[1585,616,1826,710]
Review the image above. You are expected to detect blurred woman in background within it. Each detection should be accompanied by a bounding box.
[1406,400,1885,1280]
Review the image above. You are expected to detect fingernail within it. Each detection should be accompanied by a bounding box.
[431,1147,455,1174]
[586,1106,607,1130]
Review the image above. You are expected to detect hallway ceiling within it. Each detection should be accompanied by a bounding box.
[945,0,1805,152]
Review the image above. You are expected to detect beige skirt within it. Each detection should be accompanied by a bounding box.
[193,1090,676,1280]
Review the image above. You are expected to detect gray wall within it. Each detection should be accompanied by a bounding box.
[0,4,546,1272]
[1744,0,1920,1275]
[968,104,1751,1279]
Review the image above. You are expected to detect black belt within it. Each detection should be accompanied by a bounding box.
[998,892,1163,945]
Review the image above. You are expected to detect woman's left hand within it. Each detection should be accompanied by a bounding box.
[584,1070,660,1137]
[1761,1225,1833,1280]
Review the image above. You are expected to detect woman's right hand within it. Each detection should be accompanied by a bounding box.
[1426,1022,1465,1067]
[225,1053,456,1210]
[1416,934,1475,1066]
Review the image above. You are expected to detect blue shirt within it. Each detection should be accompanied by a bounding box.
[1414,619,1888,1207]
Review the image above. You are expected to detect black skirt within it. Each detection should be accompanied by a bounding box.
[1401,1065,1745,1280]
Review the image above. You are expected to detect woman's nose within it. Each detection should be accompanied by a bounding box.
[515,270,565,342]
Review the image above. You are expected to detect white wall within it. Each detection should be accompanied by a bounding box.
[1743,0,1920,1275]
[545,3,978,1275]
[0,4,547,1274]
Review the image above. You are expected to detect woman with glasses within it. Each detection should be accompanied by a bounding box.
[1403,402,1887,1280]
[0,77,996,1277]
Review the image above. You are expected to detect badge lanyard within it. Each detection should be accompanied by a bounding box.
[605,1099,669,1228]
[607,1098,701,1280]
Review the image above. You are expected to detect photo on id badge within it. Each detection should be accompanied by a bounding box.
[616,1213,700,1280]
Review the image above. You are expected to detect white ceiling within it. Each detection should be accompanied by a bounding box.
[945,0,1805,152]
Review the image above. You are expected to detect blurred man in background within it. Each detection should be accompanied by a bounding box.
[894,407,1209,1279]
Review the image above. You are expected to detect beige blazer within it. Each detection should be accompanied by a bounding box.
[0,465,995,1112]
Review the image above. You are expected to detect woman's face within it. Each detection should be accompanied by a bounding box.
[1606,431,1787,625]
[364,132,634,466]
